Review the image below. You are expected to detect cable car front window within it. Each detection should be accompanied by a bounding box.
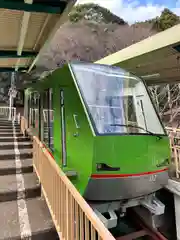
[71,63,165,136]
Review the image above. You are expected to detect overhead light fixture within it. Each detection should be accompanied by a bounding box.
[141,73,160,79]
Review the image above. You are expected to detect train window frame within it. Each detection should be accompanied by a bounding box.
[70,62,167,137]
[48,88,54,151]
[29,92,35,127]
[42,88,54,152]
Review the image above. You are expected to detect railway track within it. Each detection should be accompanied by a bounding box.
[115,210,168,240]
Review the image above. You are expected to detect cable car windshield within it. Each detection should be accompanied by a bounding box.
[71,62,165,136]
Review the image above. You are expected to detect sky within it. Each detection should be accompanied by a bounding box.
[76,0,180,24]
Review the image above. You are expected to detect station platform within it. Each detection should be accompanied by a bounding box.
[0,119,58,239]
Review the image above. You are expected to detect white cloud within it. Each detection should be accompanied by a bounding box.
[173,7,180,15]
[76,0,180,24]
[120,4,165,23]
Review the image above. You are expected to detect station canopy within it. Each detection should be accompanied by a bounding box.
[0,0,76,73]
[96,24,180,86]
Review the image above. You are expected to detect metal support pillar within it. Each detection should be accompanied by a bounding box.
[8,72,17,121]
[8,95,12,120]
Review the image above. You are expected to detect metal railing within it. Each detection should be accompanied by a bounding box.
[43,109,54,122]
[21,116,115,240]
[0,106,16,121]
[29,108,54,123]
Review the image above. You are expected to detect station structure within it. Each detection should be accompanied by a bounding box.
[0,4,180,239]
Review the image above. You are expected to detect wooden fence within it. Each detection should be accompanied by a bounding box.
[166,127,180,178]
[20,116,28,136]
[20,116,115,240]
[33,136,115,240]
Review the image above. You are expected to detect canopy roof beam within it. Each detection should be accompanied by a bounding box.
[16,0,33,72]
[0,50,37,58]
[0,0,67,14]
[0,67,29,72]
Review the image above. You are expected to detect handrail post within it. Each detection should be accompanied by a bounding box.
[8,98,12,120]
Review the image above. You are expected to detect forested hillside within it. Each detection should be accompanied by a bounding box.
[36,5,180,71]
[36,3,157,71]
[68,4,127,25]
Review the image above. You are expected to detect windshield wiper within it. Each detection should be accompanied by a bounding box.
[110,124,162,139]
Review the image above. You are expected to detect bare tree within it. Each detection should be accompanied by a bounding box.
[149,83,180,127]
[36,20,156,71]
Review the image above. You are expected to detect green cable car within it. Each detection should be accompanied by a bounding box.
[24,61,170,228]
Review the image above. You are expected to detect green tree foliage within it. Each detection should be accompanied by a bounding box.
[155,8,180,31]
[134,8,180,31]
[69,3,127,25]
